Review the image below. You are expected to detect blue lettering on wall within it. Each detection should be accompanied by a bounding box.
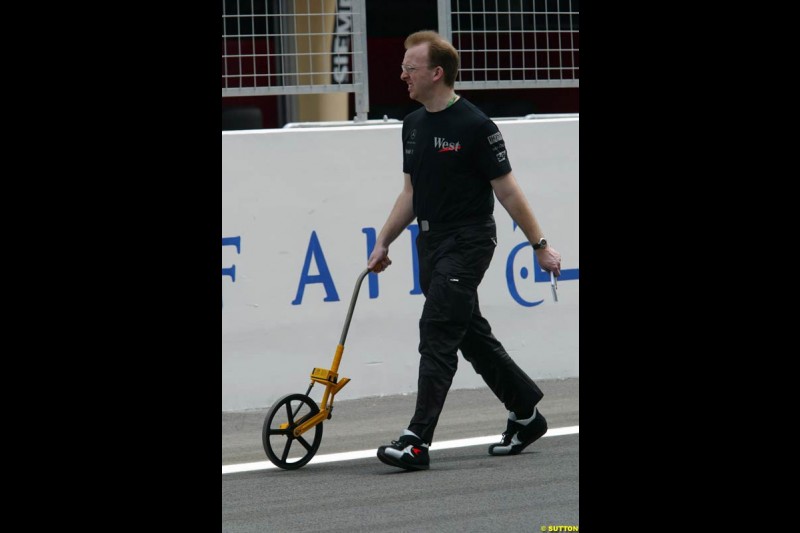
[506,241,544,307]
[292,231,340,305]
[291,224,576,307]
[222,236,241,308]
[506,224,579,306]
[362,225,421,298]
[406,224,422,295]
[362,227,379,299]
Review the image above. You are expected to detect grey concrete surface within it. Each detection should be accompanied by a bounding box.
[222,378,579,533]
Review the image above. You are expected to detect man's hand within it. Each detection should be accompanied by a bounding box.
[367,245,393,273]
[536,246,562,277]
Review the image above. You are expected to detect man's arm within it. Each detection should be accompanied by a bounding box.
[491,171,562,276]
[367,173,415,273]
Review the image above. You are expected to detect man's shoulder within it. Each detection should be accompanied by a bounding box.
[452,99,497,131]
[457,98,489,120]
[403,105,427,125]
[452,99,501,140]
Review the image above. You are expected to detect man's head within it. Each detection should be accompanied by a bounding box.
[401,31,459,102]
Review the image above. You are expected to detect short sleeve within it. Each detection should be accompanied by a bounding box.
[476,120,512,180]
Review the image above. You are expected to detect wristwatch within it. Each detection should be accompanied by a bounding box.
[532,238,548,250]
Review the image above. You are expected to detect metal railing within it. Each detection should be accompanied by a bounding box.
[221,0,579,124]
[438,0,579,90]
[222,0,369,121]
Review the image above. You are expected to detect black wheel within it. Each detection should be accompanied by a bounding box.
[262,393,323,470]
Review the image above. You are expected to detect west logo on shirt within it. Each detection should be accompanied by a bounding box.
[434,137,462,153]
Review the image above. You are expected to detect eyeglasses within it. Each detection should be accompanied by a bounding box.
[401,64,431,74]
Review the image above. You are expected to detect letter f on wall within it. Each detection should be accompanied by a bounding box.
[222,236,241,309]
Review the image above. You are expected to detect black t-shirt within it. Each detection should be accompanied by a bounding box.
[402,98,512,223]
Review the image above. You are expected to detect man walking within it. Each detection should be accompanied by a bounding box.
[368,31,562,471]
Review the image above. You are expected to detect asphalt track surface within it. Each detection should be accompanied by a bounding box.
[222,378,578,533]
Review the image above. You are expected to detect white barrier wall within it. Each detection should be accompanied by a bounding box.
[222,118,579,411]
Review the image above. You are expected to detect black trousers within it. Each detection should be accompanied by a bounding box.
[407,219,544,444]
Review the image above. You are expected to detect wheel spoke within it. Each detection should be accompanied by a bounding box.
[268,427,289,436]
[291,402,304,420]
[297,435,313,452]
[281,438,293,462]
[284,402,294,424]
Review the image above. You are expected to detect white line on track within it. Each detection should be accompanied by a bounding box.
[222,425,578,475]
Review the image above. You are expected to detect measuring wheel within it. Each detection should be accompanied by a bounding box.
[262,393,324,470]
[261,269,370,470]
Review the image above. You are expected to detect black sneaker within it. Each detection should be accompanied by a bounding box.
[488,409,548,456]
[377,433,430,471]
